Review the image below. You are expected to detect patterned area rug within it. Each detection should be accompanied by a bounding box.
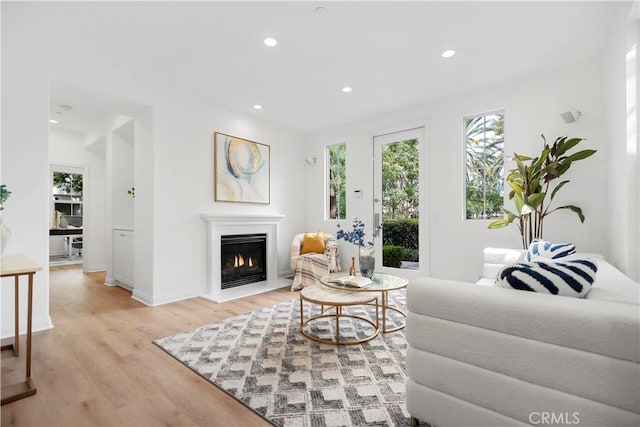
[154,290,411,426]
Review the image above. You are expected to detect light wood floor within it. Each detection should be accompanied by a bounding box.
[1,265,297,426]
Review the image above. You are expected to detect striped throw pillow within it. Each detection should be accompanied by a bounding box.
[496,258,598,298]
[526,239,576,261]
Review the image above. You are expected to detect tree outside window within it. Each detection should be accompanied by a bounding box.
[53,172,83,195]
[328,143,346,220]
[382,139,419,219]
[465,111,504,219]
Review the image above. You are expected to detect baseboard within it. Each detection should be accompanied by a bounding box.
[84,264,105,273]
[1,316,54,340]
[132,288,195,307]
[112,280,133,292]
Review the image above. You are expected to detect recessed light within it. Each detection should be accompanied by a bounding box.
[253,105,263,110]
[315,6,327,14]
[341,86,353,93]
[442,49,456,58]
[49,119,58,124]
[264,38,277,47]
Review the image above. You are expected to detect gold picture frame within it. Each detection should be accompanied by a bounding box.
[214,132,270,204]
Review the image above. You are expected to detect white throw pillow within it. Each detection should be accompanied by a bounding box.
[526,239,576,262]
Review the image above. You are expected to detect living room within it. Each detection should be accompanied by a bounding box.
[1,1,638,425]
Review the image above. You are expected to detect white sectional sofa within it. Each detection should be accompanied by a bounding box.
[406,248,640,426]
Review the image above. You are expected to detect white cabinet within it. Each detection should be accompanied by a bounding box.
[112,228,134,290]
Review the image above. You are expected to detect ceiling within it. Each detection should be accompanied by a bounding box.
[13,1,619,133]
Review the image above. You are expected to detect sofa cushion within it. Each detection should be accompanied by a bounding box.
[496,258,597,297]
[481,248,526,280]
[526,239,576,261]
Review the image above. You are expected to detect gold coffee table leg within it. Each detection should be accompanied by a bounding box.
[380,290,407,333]
[299,289,379,345]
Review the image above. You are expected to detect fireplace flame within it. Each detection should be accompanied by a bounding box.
[233,254,256,268]
[234,254,245,267]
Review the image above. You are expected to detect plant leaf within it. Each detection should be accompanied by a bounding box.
[507,180,523,194]
[488,218,513,229]
[554,138,583,157]
[501,207,518,218]
[526,192,545,209]
[514,192,525,214]
[554,205,586,222]
[550,180,570,201]
[563,149,597,163]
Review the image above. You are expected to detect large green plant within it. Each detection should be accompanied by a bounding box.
[488,135,596,248]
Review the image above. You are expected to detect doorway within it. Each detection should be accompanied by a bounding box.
[49,164,85,266]
[373,127,424,274]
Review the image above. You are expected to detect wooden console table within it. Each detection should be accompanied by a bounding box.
[1,254,41,405]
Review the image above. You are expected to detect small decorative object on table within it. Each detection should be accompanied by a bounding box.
[349,257,356,275]
[336,218,382,279]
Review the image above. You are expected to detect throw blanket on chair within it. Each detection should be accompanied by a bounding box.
[291,236,341,291]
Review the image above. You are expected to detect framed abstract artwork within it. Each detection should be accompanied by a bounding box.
[214,132,270,204]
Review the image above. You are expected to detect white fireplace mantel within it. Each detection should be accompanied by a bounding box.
[200,213,286,303]
[200,213,286,224]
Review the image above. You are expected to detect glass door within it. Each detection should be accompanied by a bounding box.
[373,127,424,275]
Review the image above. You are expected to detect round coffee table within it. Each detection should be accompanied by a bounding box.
[299,285,379,345]
[321,272,408,333]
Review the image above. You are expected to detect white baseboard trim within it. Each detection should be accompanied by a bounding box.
[84,264,106,273]
[1,316,54,340]
[132,289,195,307]
[112,280,133,292]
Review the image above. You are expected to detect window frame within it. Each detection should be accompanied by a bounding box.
[463,109,505,221]
[326,142,347,221]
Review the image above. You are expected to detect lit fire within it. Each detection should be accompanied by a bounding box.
[234,254,253,268]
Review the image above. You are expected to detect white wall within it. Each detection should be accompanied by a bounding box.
[1,31,52,336]
[305,59,608,283]
[146,94,306,305]
[49,128,107,272]
[604,2,640,281]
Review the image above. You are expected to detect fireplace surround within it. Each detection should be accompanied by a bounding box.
[201,213,285,302]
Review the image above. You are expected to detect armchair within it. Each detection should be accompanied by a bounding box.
[290,232,341,291]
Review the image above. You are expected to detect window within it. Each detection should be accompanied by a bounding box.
[327,143,346,220]
[464,111,504,219]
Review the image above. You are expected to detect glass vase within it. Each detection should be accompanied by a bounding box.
[358,246,375,279]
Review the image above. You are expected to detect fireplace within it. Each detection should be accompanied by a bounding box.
[220,234,267,289]
[201,213,285,303]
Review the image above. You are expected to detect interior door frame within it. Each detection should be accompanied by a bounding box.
[372,125,430,279]
[50,163,88,270]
